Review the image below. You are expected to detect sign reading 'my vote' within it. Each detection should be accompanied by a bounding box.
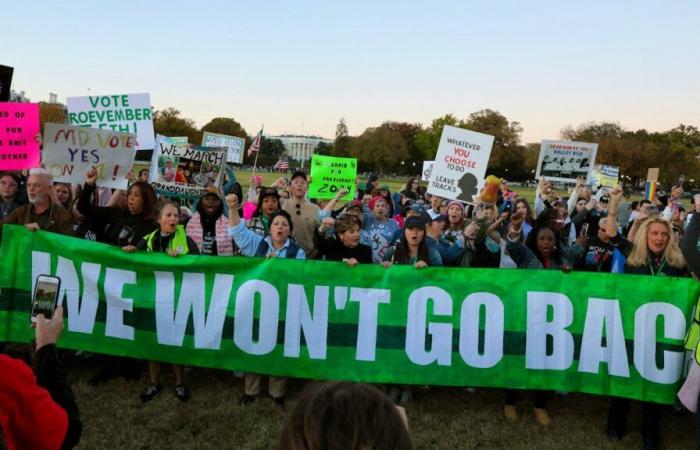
[67,93,154,150]
[1,225,698,405]
[428,126,494,203]
[42,124,136,190]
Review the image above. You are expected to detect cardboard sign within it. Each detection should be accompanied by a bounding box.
[309,155,357,201]
[599,165,619,188]
[170,137,188,144]
[0,102,40,170]
[67,93,155,150]
[421,161,434,181]
[0,65,13,102]
[149,135,227,199]
[427,125,494,202]
[535,140,598,183]
[202,132,245,164]
[647,168,659,182]
[42,124,136,189]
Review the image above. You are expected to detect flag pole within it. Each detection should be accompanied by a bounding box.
[251,124,263,178]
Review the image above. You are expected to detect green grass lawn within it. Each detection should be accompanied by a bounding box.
[70,361,695,449]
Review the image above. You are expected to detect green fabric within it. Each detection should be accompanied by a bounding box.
[1,225,699,404]
[145,225,189,255]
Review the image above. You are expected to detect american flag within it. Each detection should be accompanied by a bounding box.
[247,129,262,157]
[273,159,289,171]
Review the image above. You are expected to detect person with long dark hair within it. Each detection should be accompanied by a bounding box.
[77,167,157,248]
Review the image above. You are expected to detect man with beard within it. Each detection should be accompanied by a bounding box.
[1,168,72,235]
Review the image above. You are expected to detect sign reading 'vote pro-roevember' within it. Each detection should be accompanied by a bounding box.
[1,225,698,405]
[67,93,154,150]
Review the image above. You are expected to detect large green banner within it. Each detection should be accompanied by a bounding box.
[1,225,698,404]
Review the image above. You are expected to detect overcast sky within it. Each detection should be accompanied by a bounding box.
[4,0,699,142]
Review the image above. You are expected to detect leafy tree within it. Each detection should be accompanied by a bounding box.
[153,108,200,144]
[315,141,334,155]
[382,121,423,172]
[334,118,352,157]
[254,138,286,167]
[201,117,248,141]
[351,126,409,173]
[39,102,67,134]
[414,114,459,160]
[463,109,524,179]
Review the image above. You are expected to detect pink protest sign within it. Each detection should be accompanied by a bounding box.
[0,102,40,170]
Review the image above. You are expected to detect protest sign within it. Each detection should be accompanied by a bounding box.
[309,154,357,200]
[421,161,434,182]
[0,65,13,101]
[427,126,494,202]
[2,225,698,404]
[0,102,40,170]
[149,135,227,199]
[67,93,154,150]
[647,168,660,182]
[599,165,619,188]
[171,137,188,144]
[202,132,245,164]
[536,140,598,183]
[42,124,136,190]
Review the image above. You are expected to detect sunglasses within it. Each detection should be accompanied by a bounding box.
[295,203,301,215]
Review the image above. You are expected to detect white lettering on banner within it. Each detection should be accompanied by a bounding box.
[31,251,51,301]
[405,287,453,366]
[350,288,391,362]
[103,268,136,341]
[459,293,504,368]
[284,285,330,359]
[579,298,629,377]
[234,280,279,355]
[154,272,233,349]
[634,303,686,384]
[526,292,574,370]
[59,258,100,335]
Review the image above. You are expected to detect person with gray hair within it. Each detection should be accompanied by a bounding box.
[0,168,73,235]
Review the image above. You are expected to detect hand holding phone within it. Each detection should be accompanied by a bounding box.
[580,222,590,237]
[31,275,61,324]
[35,306,64,350]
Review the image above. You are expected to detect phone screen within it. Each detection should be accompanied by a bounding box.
[31,276,61,322]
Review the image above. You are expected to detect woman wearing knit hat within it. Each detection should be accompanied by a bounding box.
[443,201,466,244]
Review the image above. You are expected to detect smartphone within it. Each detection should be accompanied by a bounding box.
[31,275,61,323]
[581,223,590,236]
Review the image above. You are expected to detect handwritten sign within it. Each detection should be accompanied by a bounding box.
[421,161,434,181]
[309,155,357,201]
[42,124,136,189]
[427,126,494,202]
[535,140,598,183]
[202,132,245,164]
[67,93,154,150]
[0,102,40,170]
[149,135,227,199]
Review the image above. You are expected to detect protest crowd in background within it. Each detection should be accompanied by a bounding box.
[1,97,700,450]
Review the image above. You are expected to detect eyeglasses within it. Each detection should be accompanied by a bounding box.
[295,204,301,215]
[0,181,18,188]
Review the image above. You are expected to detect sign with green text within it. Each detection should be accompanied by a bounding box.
[1,225,698,405]
[309,155,357,201]
[67,93,154,150]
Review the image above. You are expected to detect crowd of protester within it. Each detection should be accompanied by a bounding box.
[1,164,699,450]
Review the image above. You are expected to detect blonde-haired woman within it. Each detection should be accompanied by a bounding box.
[604,187,687,449]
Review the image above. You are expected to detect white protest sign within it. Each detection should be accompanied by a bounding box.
[42,123,136,189]
[535,140,598,184]
[202,132,246,164]
[427,126,494,202]
[66,93,155,150]
[149,135,227,199]
[421,161,434,181]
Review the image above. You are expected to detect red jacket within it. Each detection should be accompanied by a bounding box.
[0,354,68,450]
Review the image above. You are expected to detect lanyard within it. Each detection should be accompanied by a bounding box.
[648,255,667,277]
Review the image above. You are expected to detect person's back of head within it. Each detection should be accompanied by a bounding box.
[279,382,412,450]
